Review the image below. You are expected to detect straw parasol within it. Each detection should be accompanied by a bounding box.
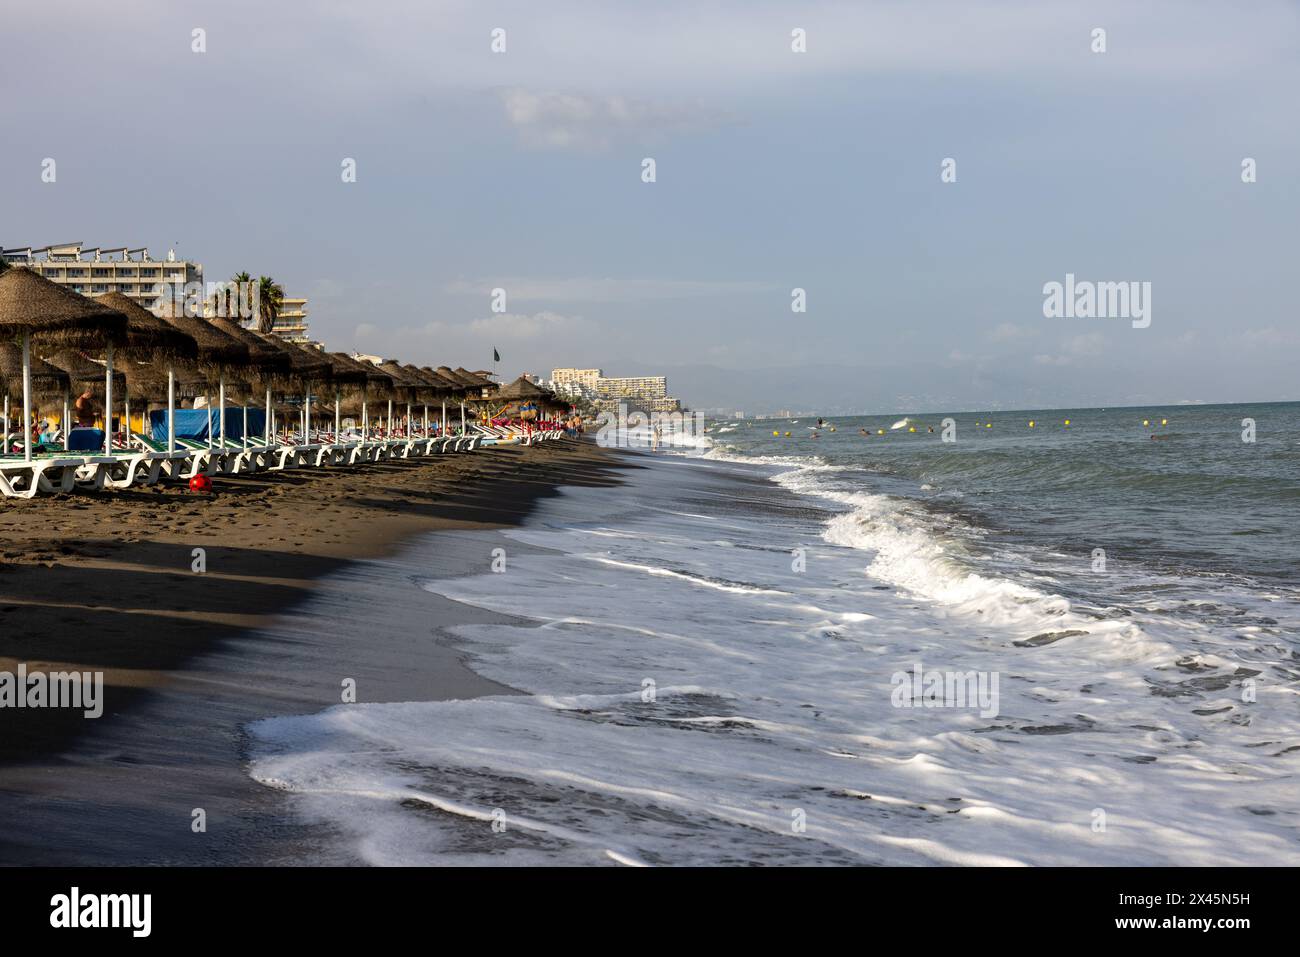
[155,311,255,451]
[0,269,128,459]
[0,343,71,402]
[419,366,462,391]
[93,292,198,361]
[0,343,71,442]
[454,367,497,396]
[326,353,396,438]
[162,312,249,371]
[0,269,128,349]
[494,375,550,401]
[42,350,126,399]
[250,335,336,443]
[206,317,292,383]
[372,360,426,435]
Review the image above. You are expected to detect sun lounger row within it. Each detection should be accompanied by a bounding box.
[0,425,527,498]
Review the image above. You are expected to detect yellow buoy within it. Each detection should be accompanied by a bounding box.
[784,431,791,437]
[1064,419,1070,426]
[908,426,916,433]
[1028,420,1035,428]
[878,429,885,435]
[772,431,779,437]
[985,423,992,428]
[829,427,836,432]
[1143,419,1149,426]
[1161,418,1167,426]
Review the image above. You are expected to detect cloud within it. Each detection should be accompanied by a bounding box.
[1241,326,1300,348]
[990,322,1036,342]
[499,88,728,150]
[445,276,777,303]
[467,311,592,339]
[1063,333,1107,357]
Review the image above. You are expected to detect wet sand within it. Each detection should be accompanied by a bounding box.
[0,439,634,864]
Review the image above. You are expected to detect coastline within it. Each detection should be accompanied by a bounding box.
[0,439,634,865]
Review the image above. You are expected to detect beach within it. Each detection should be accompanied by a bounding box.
[0,438,629,864]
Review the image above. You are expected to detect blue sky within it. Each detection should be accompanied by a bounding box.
[3,0,1297,412]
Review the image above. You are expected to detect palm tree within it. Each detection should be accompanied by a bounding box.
[255,275,284,334]
[210,270,251,320]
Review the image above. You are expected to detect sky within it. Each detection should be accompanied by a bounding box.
[2,0,1297,414]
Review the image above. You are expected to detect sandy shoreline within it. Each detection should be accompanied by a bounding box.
[0,439,633,864]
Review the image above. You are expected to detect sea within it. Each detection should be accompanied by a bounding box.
[247,402,1300,865]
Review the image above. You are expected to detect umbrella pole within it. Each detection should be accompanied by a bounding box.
[124,390,130,452]
[362,400,368,442]
[407,402,412,438]
[104,343,114,455]
[442,400,447,436]
[3,395,8,452]
[21,332,32,462]
[460,402,466,434]
[63,393,71,449]
[334,390,341,442]
[204,391,212,449]
[423,403,428,437]
[264,388,271,446]
[387,399,393,438]
[242,404,248,451]
[167,367,176,454]
[219,376,226,448]
[305,391,311,445]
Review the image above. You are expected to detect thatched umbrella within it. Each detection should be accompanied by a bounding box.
[0,342,71,449]
[328,353,395,441]
[374,360,425,437]
[418,367,460,433]
[253,335,333,444]
[203,318,293,448]
[400,365,450,436]
[160,311,251,452]
[0,269,127,460]
[309,350,368,441]
[93,292,200,454]
[455,367,497,398]
[42,350,127,444]
[436,366,482,432]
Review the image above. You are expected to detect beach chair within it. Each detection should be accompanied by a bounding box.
[0,452,94,497]
[131,433,200,482]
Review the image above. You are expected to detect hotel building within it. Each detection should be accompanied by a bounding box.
[1,242,202,312]
[261,296,309,342]
[550,367,682,414]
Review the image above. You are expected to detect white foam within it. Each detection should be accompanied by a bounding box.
[247,453,1300,866]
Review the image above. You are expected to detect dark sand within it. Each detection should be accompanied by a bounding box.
[0,439,633,864]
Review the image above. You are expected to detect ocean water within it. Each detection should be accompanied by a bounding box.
[248,403,1300,865]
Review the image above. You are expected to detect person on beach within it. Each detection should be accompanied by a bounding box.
[652,423,662,451]
[74,389,98,428]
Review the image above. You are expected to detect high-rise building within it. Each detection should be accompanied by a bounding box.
[265,296,309,341]
[551,367,683,413]
[1,242,202,312]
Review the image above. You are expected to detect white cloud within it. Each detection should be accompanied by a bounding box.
[498,88,729,150]
[991,322,1036,342]
[467,311,591,339]
[445,276,776,302]
[1063,333,1107,357]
